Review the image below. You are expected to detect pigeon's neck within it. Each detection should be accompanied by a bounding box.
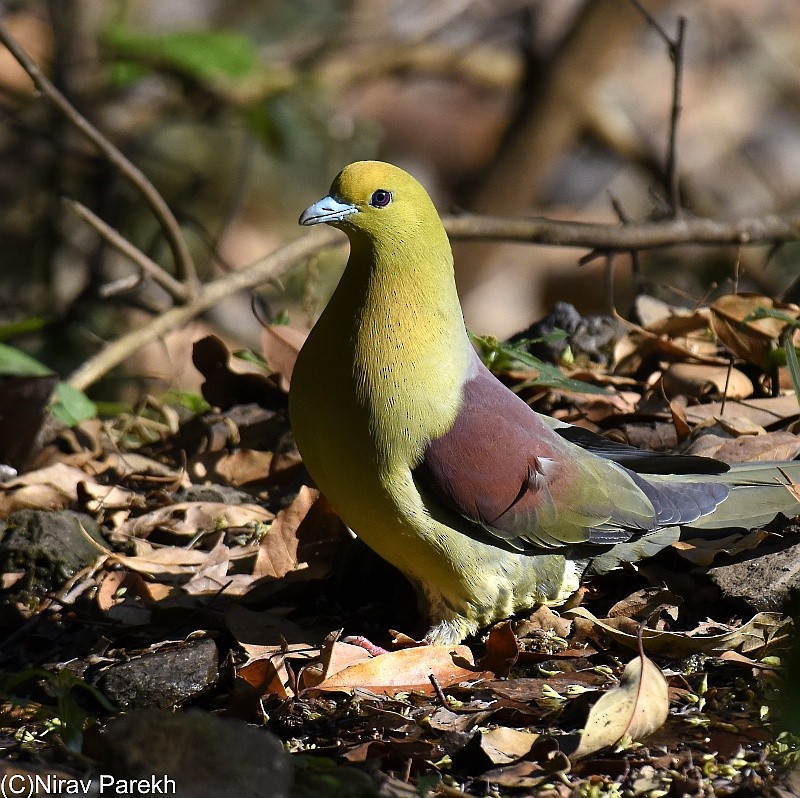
[335,230,474,462]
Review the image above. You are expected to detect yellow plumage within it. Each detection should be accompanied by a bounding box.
[290,162,577,643]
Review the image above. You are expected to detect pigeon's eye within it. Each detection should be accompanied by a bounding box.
[369,189,392,208]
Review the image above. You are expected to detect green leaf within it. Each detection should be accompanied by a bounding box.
[742,307,800,327]
[782,326,800,411]
[1,668,114,753]
[0,344,96,426]
[103,24,260,82]
[470,333,605,395]
[160,390,212,415]
[233,348,270,370]
[51,383,97,427]
[0,343,53,376]
[0,316,48,342]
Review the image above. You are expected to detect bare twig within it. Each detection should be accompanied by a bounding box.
[0,21,198,290]
[63,198,190,302]
[628,2,686,216]
[609,193,642,290]
[99,273,142,298]
[442,212,800,250]
[665,18,686,215]
[604,253,616,315]
[66,227,342,391]
[65,206,800,391]
[428,673,448,707]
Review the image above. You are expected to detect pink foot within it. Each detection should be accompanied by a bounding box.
[342,635,389,656]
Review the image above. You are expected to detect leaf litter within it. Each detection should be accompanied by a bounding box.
[1,303,800,795]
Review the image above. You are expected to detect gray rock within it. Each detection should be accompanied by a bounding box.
[104,709,292,798]
[96,638,218,709]
[708,533,800,612]
[0,509,105,605]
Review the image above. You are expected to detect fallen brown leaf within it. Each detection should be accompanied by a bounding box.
[477,727,541,764]
[114,501,272,541]
[0,462,101,515]
[572,643,669,759]
[213,449,276,487]
[261,324,307,391]
[672,529,770,566]
[682,395,800,427]
[254,486,347,580]
[710,293,799,368]
[565,607,790,656]
[661,362,753,400]
[685,429,800,463]
[313,644,486,694]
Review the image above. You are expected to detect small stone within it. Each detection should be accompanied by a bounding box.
[104,709,291,798]
[96,638,218,709]
[708,534,800,612]
[0,509,105,604]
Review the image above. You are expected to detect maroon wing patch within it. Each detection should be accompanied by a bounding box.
[414,359,575,536]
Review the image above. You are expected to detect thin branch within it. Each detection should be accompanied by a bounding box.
[99,273,142,298]
[66,206,800,391]
[628,1,686,216]
[604,253,617,315]
[665,17,686,215]
[67,227,343,392]
[609,193,642,289]
[627,0,672,42]
[63,198,190,303]
[441,212,800,250]
[0,21,198,290]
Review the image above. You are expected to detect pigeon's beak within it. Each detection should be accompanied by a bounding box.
[299,195,359,226]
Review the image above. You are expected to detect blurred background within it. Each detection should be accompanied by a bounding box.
[1,0,800,397]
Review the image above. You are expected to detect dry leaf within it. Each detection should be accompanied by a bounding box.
[613,325,723,375]
[710,293,799,367]
[683,395,800,427]
[0,462,100,515]
[182,537,234,595]
[477,621,519,677]
[478,727,541,765]
[661,362,753,400]
[225,604,321,652]
[671,529,770,566]
[573,646,668,759]
[313,644,485,694]
[261,325,307,391]
[669,400,691,442]
[213,449,275,487]
[79,482,142,513]
[564,607,790,656]
[238,655,292,700]
[76,523,224,579]
[718,650,779,669]
[637,299,711,336]
[254,486,346,580]
[114,502,272,540]
[192,334,284,409]
[96,571,171,611]
[315,640,375,684]
[685,430,800,463]
[104,451,190,483]
[482,738,571,789]
[606,588,681,622]
[521,606,573,637]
